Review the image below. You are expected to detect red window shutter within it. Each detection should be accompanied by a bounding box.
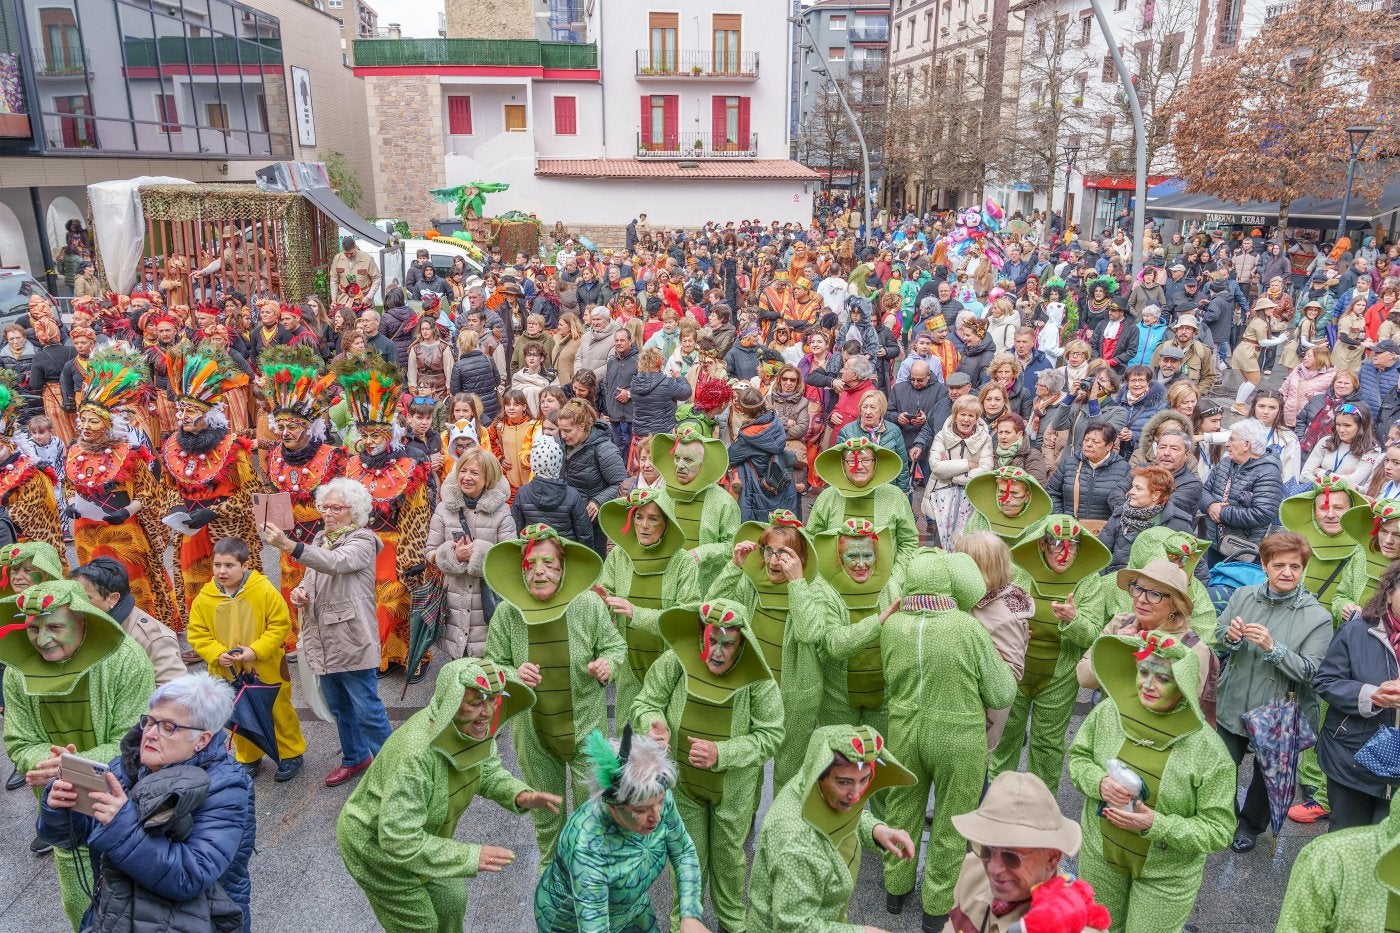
[640,95,652,149]
[738,96,751,148]
[554,96,577,135]
[711,95,726,144]
[447,95,473,134]
[158,95,181,133]
[663,95,679,149]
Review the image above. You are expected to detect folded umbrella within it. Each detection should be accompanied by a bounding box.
[401,565,447,700]
[228,669,282,764]
[1240,693,1317,851]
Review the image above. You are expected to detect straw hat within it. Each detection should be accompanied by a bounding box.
[951,772,1082,854]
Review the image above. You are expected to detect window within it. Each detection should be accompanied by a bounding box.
[447,95,473,134]
[713,14,741,74]
[711,95,750,150]
[907,17,915,46]
[640,94,678,150]
[205,102,229,136]
[829,47,846,61]
[1037,25,1046,52]
[830,14,847,29]
[1162,32,1183,70]
[1142,0,1155,26]
[1074,72,1087,102]
[156,94,180,133]
[1080,15,1092,44]
[1115,0,1127,9]
[54,95,95,148]
[553,96,577,135]
[925,11,934,40]
[959,0,969,25]
[504,104,527,132]
[1102,54,1115,81]
[974,50,985,81]
[893,23,901,47]
[39,7,81,73]
[648,12,678,72]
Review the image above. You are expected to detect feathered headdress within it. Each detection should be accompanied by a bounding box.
[0,369,22,434]
[332,350,403,428]
[582,724,676,805]
[165,344,239,410]
[1086,274,1119,296]
[260,345,336,421]
[80,346,150,417]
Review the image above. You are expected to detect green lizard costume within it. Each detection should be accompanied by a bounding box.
[597,488,701,724]
[651,428,742,596]
[747,725,915,933]
[825,550,1017,920]
[0,540,66,593]
[483,524,628,869]
[631,599,784,933]
[991,514,1110,792]
[709,510,847,787]
[1109,530,1216,647]
[963,466,1052,545]
[1343,498,1400,612]
[1068,631,1235,933]
[1282,476,1368,814]
[1276,802,1400,933]
[0,580,155,930]
[807,438,920,566]
[337,658,536,933]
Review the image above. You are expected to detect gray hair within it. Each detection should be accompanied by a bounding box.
[1141,304,1162,320]
[150,672,235,733]
[1229,418,1269,455]
[846,355,875,381]
[316,477,373,528]
[594,731,677,805]
[589,305,610,321]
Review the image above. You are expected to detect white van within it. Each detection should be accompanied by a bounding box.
[341,225,484,305]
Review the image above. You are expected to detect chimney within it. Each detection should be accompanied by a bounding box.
[387,22,401,39]
[443,0,536,41]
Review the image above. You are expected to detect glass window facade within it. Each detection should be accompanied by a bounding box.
[18,0,292,157]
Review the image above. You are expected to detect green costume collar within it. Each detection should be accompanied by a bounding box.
[965,467,1051,539]
[427,658,536,768]
[1010,515,1112,597]
[814,437,902,498]
[813,520,894,596]
[734,510,819,587]
[901,549,987,611]
[599,488,685,558]
[0,541,64,594]
[483,524,603,624]
[0,580,126,695]
[658,599,772,701]
[1091,631,1202,748]
[652,427,729,503]
[1377,815,1400,897]
[1345,499,1400,576]
[1281,476,1369,560]
[797,726,915,836]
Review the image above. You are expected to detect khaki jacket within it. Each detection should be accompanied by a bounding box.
[121,605,186,686]
[297,527,384,675]
[945,853,1108,933]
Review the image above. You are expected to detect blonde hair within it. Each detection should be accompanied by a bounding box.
[454,445,502,493]
[951,395,983,419]
[456,329,479,354]
[953,531,1012,592]
[638,347,664,372]
[1063,338,1091,360]
[1306,344,1333,370]
[556,312,584,341]
[858,389,888,419]
[1166,381,1199,412]
[989,352,1022,379]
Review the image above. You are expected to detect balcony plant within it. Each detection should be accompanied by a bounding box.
[691,64,703,76]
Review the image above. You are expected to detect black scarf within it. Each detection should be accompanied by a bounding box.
[1119,501,1165,537]
[174,425,229,456]
[280,439,324,466]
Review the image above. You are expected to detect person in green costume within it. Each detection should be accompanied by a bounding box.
[708,509,846,787]
[337,658,563,933]
[650,426,742,596]
[807,437,920,566]
[963,466,1052,545]
[534,724,707,933]
[0,579,155,930]
[823,549,1016,931]
[632,598,784,933]
[747,725,917,933]
[0,539,66,793]
[1340,497,1400,617]
[597,487,701,724]
[1281,474,1369,824]
[1276,802,1400,933]
[1068,630,1236,933]
[990,514,1111,792]
[482,523,628,870]
[1108,530,1216,647]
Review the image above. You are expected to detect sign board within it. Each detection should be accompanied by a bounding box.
[1203,212,1270,226]
[291,66,315,148]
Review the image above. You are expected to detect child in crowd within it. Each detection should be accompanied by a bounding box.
[16,415,67,539]
[489,387,539,501]
[510,435,591,544]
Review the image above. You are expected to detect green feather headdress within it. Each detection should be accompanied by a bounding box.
[261,344,337,421]
[0,368,21,432]
[582,724,676,805]
[332,350,403,428]
[166,343,239,409]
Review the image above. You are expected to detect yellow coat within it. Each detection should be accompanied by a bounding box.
[186,570,307,762]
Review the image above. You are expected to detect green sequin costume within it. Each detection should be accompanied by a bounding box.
[1109,529,1217,647]
[1277,803,1400,933]
[990,515,1111,792]
[651,430,741,597]
[337,659,534,933]
[1068,632,1236,933]
[483,526,628,870]
[747,725,915,932]
[0,580,156,930]
[806,439,920,567]
[597,489,701,724]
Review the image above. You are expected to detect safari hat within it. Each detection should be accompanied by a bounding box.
[952,771,1082,855]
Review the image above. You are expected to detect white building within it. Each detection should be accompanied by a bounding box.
[354,0,816,233]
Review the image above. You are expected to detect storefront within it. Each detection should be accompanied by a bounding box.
[1082,173,1171,236]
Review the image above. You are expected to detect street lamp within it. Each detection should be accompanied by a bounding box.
[1060,143,1080,242]
[1087,0,1145,279]
[1336,124,1377,242]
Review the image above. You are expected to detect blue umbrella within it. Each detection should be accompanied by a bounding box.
[1240,694,1317,847]
[228,670,282,763]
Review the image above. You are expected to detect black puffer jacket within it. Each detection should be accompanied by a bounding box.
[629,371,692,437]
[510,475,593,546]
[448,350,501,423]
[379,300,417,368]
[1046,450,1132,521]
[1099,499,1196,571]
[564,421,628,507]
[1201,453,1283,547]
[1316,616,1400,798]
[956,336,995,387]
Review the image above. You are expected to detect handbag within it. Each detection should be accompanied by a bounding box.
[1356,709,1400,780]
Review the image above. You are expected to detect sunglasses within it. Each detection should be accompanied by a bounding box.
[973,844,1029,871]
[1337,403,1362,416]
[1198,405,1224,418]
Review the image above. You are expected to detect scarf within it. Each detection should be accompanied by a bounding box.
[1119,501,1166,537]
[323,524,354,547]
[995,438,1023,468]
[1386,609,1400,656]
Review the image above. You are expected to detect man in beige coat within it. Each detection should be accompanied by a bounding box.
[73,557,186,686]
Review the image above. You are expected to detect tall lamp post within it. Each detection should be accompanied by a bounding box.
[1087,0,1145,279]
[1336,125,1377,242]
[1061,143,1080,242]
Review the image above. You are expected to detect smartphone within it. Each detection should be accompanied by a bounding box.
[452,530,469,543]
[58,753,110,817]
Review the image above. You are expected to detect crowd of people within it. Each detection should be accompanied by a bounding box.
[3,202,1400,933]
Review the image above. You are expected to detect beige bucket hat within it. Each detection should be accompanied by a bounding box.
[951,771,1082,855]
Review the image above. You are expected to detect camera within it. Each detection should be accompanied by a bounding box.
[1079,378,1093,392]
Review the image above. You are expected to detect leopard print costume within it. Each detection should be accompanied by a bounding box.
[0,458,66,572]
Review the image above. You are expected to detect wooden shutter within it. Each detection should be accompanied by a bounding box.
[640,95,651,149]
[447,95,473,134]
[663,95,678,150]
[554,96,577,135]
[158,94,180,133]
[711,96,726,144]
[738,96,751,149]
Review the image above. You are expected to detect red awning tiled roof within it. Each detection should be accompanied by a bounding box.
[535,159,821,180]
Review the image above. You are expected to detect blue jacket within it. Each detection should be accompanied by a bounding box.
[1126,321,1168,368]
[1115,379,1167,446]
[837,418,911,492]
[728,411,798,522]
[1018,348,1052,396]
[1357,360,1399,422]
[629,371,692,437]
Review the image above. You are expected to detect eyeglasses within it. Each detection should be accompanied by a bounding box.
[974,844,1028,871]
[842,453,876,466]
[319,503,350,513]
[1130,581,1169,605]
[139,714,205,739]
[758,546,795,561]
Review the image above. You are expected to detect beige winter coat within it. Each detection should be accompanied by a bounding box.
[972,584,1031,749]
[120,604,186,686]
[426,474,515,659]
[295,526,384,675]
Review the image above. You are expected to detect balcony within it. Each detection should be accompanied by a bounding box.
[848,27,889,43]
[123,36,284,67]
[634,50,759,79]
[1264,2,1293,23]
[32,49,87,76]
[352,38,597,69]
[848,59,888,74]
[1217,22,1238,46]
[636,131,757,158]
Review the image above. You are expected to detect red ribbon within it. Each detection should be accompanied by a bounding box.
[621,505,639,536]
[1133,633,1176,661]
[773,513,803,528]
[1058,539,1071,563]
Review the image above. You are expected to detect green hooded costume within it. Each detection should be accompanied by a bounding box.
[807,438,920,566]
[709,510,849,787]
[963,466,1052,545]
[651,428,742,596]
[0,579,156,929]
[336,658,536,933]
[1109,529,1217,647]
[597,488,701,723]
[1343,498,1400,612]
[826,550,1017,918]
[990,514,1110,792]
[1068,631,1235,933]
[0,540,66,594]
[747,725,915,932]
[631,599,784,932]
[1277,802,1400,932]
[482,524,628,869]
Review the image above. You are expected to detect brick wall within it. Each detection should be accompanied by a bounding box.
[570,224,629,251]
[364,75,445,227]
[444,0,534,40]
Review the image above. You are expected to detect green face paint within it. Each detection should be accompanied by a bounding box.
[838,537,877,585]
[27,606,85,663]
[523,543,565,602]
[1135,656,1183,713]
[704,628,742,676]
[454,688,494,740]
[997,480,1030,518]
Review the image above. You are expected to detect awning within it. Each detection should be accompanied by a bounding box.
[301,185,390,247]
[1149,164,1400,224]
[1082,174,1170,191]
[1146,178,1186,199]
[254,161,390,247]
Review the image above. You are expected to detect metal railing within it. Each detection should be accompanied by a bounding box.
[122,36,285,67]
[848,26,889,42]
[848,58,887,73]
[634,49,759,78]
[32,49,86,75]
[352,38,597,68]
[636,131,757,158]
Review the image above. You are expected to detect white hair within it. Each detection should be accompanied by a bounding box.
[598,731,676,805]
[1229,418,1269,455]
[315,477,373,528]
[846,355,875,381]
[265,412,328,444]
[203,403,229,431]
[150,671,235,733]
